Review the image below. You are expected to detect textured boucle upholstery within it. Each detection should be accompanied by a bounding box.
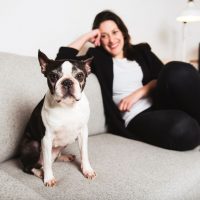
[0,52,46,162]
[1,134,200,200]
[1,51,200,200]
[0,169,45,200]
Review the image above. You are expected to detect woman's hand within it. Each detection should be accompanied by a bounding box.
[87,29,101,46]
[118,89,142,112]
[118,80,157,112]
[69,29,101,50]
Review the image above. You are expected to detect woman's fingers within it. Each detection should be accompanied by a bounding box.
[93,32,101,46]
[88,29,101,46]
[118,100,131,112]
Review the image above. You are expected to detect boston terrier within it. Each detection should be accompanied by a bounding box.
[19,50,96,187]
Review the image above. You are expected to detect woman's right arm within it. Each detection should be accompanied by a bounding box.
[69,29,101,51]
[56,29,101,60]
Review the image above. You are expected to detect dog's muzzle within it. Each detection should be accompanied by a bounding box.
[62,79,73,89]
[55,78,81,103]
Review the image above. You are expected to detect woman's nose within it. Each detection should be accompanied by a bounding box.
[108,35,115,43]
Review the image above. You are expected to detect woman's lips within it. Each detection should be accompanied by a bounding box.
[109,43,119,50]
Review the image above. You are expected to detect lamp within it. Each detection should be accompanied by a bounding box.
[177,0,200,22]
[176,0,200,61]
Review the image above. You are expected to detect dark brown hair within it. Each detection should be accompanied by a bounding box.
[92,10,133,60]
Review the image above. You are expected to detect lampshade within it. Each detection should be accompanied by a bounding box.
[176,0,200,22]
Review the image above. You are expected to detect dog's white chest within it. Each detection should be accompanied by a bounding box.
[52,126,79,147]
[42,92,90,147]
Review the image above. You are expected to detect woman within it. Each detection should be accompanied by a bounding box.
[56,10,200,151]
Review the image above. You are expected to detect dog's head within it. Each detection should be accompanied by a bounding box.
[38,50,92,104]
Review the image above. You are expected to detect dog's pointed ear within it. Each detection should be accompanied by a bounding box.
[83,57,93,75]
[38,50,50,74]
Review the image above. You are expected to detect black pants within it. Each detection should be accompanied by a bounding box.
[127,61,200,151]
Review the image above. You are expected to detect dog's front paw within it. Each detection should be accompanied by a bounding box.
[82,168,96,180]
[44,177,57,187]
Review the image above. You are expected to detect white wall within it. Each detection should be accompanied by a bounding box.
[0,0,200,63]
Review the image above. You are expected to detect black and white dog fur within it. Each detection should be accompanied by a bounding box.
[19,50,96,187]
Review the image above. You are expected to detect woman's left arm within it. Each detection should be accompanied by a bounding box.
[118,80,157,112]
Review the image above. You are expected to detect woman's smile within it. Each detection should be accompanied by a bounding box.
[99,20,124,58]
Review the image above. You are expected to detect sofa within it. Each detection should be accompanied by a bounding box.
[1,51,200,200]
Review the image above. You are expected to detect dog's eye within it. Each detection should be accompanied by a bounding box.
[49,73,59,82]
[75,73,84,82]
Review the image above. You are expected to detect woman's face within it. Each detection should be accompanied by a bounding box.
[99,20,124,59]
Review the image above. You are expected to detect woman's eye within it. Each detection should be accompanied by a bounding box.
[49,73,59,82]
[76,73,84,82]
[101,35,107,39]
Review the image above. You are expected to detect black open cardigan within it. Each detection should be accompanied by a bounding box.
[56,43,164,139]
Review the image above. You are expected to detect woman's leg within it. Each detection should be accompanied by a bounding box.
[127,108,200,151]
[127,61,200,150]
[154,61,200,124]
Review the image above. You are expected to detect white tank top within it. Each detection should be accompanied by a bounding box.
[112,58,152,127]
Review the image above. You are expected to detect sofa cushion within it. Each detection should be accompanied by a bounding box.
[1,133,200,200]
[0,52,47,163]
[0,52,106,163]
[0,169,45,200]
[84,73,107,135]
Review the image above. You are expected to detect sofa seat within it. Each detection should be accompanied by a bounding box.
[1,133,200,200]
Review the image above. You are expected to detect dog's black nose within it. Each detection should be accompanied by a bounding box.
[62,79,73,88]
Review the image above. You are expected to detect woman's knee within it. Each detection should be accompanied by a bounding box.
[164,61,196,79]
[165,61,194,68]
[169,113,200,151]
[158,61,198,93]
